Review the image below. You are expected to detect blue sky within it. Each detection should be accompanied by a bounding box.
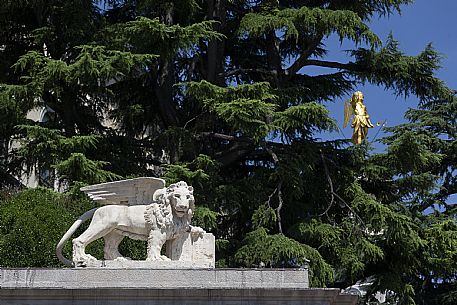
[315,0,457,147]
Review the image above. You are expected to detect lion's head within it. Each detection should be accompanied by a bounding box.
[166,181,195,219]
[146,181,195,229]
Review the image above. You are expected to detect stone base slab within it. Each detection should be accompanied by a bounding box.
[0,268,308,289]
[0,268,357,305]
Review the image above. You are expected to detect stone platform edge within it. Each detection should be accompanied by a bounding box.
[0,268,309,290]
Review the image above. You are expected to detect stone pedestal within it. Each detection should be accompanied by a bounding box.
[166,232,215,265]
[0,268,357,305]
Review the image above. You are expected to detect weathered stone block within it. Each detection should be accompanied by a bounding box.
[166,232,215,266]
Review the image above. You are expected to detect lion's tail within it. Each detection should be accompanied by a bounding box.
[56,208,98,267]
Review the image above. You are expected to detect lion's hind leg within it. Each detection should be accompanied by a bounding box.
[72,220,114,266]
[104,230,130,261]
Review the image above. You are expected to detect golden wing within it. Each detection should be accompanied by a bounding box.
[343,99,354,128]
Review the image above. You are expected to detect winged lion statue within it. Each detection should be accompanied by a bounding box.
[56,177,205,267]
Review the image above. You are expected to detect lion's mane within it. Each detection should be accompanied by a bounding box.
[144,181,194,231]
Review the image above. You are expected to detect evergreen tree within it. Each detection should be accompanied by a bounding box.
[0,1,455,304]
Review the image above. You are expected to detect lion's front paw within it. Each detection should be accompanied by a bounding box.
[190,226,206,236]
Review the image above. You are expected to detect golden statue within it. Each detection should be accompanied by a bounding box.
[343,91,374,144]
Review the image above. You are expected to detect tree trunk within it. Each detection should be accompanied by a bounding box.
[154,2,179,127]
[205,0,226,86]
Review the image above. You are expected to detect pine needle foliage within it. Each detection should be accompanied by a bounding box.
[351,36,452,101]
[13,125,121,185]
[55,153,122,185]
[234,227,334,287]
[120,17,225,53]
[239,7,381,46]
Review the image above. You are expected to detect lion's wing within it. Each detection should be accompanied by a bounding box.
[80,177,166,206]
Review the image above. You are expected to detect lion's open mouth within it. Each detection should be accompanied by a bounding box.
[175,208,187,216]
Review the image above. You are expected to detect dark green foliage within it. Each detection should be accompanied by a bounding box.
[0,188,89,267]
[0,1,456,304]
[0,188,152,266]
[252,204,277,230]
[55,153,122,185]
[351,36,452,101]
[115,17,225,54]
[239,6,381,46]
[234,227,333,287]
[12,125,121,185]
[192,206,218,231]
[118,238,147,260]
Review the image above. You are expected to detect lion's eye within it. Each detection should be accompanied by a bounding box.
[174,194,181,198]
[186,195,191,199]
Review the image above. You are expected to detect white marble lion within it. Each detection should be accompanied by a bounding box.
[56,178,205,267]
